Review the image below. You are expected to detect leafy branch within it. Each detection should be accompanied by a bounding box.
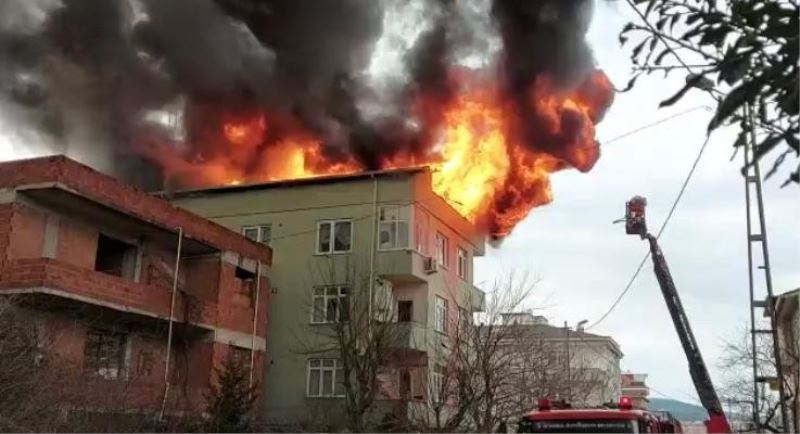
[620,0,799,185]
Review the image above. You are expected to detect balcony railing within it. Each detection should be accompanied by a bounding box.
[390,321,430,352]
[0,258,217,326]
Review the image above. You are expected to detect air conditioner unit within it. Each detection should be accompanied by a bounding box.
[423,256,438,274]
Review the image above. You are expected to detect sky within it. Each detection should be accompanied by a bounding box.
[0,0,797,410]
[475,0,800,406]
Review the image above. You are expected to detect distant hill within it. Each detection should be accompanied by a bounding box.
[648,398,707,422]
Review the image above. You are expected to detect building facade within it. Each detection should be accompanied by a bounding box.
[496,312,623,409]
[621,372,651,410]
[0,156,270,424]
[171,168,486,428]
[775,288,799,433]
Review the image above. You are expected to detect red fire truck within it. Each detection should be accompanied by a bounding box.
[518,396,684,433]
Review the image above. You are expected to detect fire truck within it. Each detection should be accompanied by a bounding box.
[518,396,683,433]
[519,196,733,433]
[623,196,731,433]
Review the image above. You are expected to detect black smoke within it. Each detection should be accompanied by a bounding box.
[0,0,603,186]
[492,0,600,166]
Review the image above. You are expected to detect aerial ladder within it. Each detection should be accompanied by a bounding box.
[623,196,732,434]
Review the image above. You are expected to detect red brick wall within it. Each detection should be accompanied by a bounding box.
[0,156,270,263]
[184,257,221,302]
[215,262,269,334]
[0,203,12,267]
[56,218,98,269]
[5,284,265,415]
[36,311,214,412]
[7,204,45,260]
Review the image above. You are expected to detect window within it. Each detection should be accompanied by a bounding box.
[430,364,444,404]
[307,359,345,397]
[435,232,448,267]
[84,329,127,380]
[242,224,271,246]
[95,234,136,278]
[229,347,251,370]
[415,209,428,254]
[311,286,349,323]
[378,205,409,250]
[136,350,154,376]
[399,368,412,399]
[457,247,468,279]
[317,220,352,254]
[434,296,447,333]
[397,300,413,322]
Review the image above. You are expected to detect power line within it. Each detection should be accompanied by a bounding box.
[603,105,712,145]
[570,330,703,408]
[237,193,449,244]
[587,134,712,330]
[650,385,702,406]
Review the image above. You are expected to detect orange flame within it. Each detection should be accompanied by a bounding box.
[148,70,613,237]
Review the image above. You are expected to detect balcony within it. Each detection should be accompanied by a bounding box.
[0,258,217,328]
[376,249,432,284]
[457,279,486,312]
[389,321,429,353]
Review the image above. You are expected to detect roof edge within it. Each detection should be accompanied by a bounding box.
[164,166,430,198]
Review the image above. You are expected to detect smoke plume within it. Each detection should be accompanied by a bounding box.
[0,0,613,236]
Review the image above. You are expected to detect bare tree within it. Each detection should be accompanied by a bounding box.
[0,296,49,431]
[507,335,611,412]
[0,296,201,433]
[298,258,403,432]
[406,273,538,433]
[718,327,798,433]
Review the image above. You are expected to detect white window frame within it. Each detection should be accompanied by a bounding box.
[434,295,447,333]
[378,205,410,251]
[307,358,345,398]
[316,219,353,254]
[456,246,468,279]
[430,364,444,404]
[415,209,428,254]
[242,224,272,246]
[310,286,348,324]
[435,232,448,268]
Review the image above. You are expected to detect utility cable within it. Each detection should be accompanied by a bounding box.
[603,105,713,145]
[570,331,702,408]
[587,134,712,330]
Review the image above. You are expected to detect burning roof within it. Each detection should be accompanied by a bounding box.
[0,0,614,238]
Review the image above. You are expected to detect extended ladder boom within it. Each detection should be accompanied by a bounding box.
[624,197,731,433]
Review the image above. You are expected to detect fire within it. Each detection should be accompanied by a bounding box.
[222,113,266,147]
[147,70,613,238]
[387,90,511,222]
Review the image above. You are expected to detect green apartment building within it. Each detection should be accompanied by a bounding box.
[171,167,485,427]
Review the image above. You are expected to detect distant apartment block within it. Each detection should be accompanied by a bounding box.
[0,156,270,418]
[171,167,486,427]
[496,312,623,408]
[621,372,651,410]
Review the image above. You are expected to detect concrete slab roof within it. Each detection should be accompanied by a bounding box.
[0,155,270,263]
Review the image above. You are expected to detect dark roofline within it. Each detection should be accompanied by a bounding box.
[0,155,270,262]
[488,322,611,340]
[485,322,624,357]
[165,166,429,198]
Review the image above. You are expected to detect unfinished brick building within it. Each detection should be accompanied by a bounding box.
[0,156,270,421]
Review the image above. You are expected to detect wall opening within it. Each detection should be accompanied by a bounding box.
[94,234,136,279]
[398,300,413,322]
